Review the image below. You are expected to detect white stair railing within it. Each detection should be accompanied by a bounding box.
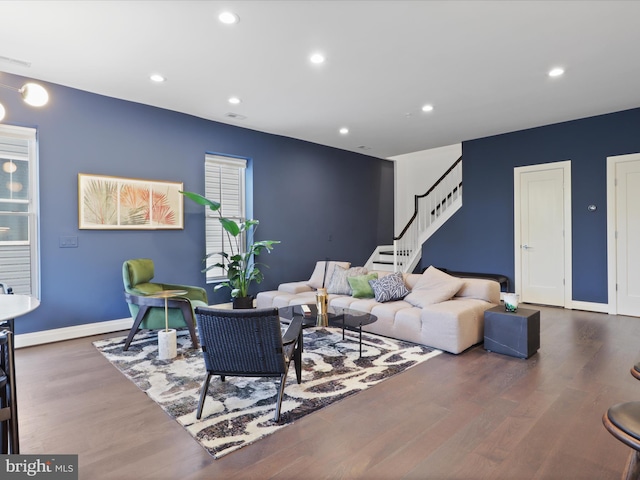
[392,157,463,272]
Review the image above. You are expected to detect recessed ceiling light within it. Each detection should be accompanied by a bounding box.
[219,11,239,24]
[548,67,565,77]
[421,104,434,112]
[150,74,166,83]
[339,127,349,135]
[228,96,241,105]
[310,53,325,64]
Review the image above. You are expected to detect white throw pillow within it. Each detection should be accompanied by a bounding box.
[404,266,464,307]
[327,265,368,295]
[307,261,351,289]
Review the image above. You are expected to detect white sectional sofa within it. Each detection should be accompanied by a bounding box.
[256,262,500,354]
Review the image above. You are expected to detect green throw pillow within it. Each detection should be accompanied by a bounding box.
[348,273,379,298]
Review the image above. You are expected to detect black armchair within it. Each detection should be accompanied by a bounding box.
[194,307,303,422]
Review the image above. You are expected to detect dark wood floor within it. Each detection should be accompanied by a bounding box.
[14,305,640,479]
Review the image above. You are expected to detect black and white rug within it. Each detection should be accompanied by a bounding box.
[94,327,441,458]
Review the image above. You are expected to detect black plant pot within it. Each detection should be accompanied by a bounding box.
[232,296,254,309]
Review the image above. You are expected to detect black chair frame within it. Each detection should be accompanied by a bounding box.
[194,307,303,422]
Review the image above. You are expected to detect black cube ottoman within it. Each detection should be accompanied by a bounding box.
[484,306,540,359]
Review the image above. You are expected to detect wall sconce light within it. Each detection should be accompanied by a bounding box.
[0,81,49,121]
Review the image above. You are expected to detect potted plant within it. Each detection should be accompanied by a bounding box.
[180,191,279,308]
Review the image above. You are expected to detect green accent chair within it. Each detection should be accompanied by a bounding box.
[122,258,208,351]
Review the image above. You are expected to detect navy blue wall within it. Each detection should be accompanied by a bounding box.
[1,73,393,334]
[422,107,640,304]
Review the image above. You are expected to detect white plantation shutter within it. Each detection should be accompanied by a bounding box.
[0,125,39,296]
[204,154,246,282]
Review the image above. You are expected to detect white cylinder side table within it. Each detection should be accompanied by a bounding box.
[149,290,187,360]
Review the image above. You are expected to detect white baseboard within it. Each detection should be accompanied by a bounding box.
[15,318,134,349]
[569,300,609,313]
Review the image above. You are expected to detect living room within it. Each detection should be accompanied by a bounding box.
[2,1,640,479]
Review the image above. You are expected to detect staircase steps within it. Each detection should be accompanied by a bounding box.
[370,249,411,271]
[365,156,463,274]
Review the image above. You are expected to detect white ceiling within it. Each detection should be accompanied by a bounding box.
[1,0,640,159]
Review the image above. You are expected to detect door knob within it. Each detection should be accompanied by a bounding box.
[522,244,530,250]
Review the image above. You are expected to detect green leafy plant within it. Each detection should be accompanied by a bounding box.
[180,191,279,299]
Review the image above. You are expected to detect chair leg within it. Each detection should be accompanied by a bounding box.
[294,338,302,384]
[623,450,640,480]
[196,373,212,420]
[123,306,149,351]
[274,372,288,422]
[177,303,199,350]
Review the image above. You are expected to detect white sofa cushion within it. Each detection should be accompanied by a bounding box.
[328,295,362,309]
[370,301,414,325]
[255,289,281,308]
[364,306,422,341]
[308,261,351,289]
[279,281,314,294]
[403,273,424,290]
[456,277,500,305]
[404,266,464,308]
[418,298,488,354]
[337,297,379,313]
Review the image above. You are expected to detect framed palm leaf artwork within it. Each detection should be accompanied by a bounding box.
[78,174,184,229]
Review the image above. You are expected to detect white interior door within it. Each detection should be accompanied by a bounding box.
[515,162,571,307]
[614,158,640,316]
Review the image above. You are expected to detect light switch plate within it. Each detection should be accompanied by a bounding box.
[59,236,78,248]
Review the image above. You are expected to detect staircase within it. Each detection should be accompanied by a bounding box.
[366,156,463,273]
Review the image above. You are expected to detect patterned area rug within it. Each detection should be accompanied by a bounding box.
[94,327,441,458]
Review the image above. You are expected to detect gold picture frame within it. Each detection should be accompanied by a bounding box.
[78,174,184,230]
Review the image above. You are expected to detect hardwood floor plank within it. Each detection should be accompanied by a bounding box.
[472,389,559,463]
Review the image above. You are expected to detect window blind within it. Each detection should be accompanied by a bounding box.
[204,154,246,283]
[0,125,39,296]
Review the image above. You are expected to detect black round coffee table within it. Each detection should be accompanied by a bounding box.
[278,304,377,358]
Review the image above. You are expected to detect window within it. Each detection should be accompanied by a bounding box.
[204,153,246,283]
[0,125,39,297]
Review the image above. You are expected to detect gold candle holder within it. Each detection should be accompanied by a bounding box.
[316,287,328,327]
